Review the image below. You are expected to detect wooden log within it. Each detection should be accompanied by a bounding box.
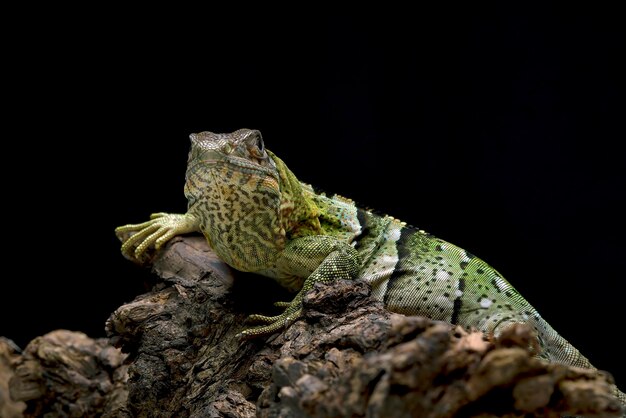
[102,234,623,417]
[8,330,128,417]
[0,337,25,418]
[2,233,621,417]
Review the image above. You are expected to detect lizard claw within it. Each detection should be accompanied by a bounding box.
[244,313,282,324]
[115,213,199,261]
[237,297,304,339]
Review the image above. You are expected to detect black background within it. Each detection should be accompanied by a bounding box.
[4,7,625,386]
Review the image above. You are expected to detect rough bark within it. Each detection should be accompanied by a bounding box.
[8,330,128,417]
[0,337,26,418]
[104,235,622,417]
[3,234,624,417]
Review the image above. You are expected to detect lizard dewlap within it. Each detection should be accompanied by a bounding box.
[116,129,625,408]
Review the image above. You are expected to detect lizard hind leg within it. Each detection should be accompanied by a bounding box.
[237,293,305,339]
[237,236,360,339]
[240,301,295,325]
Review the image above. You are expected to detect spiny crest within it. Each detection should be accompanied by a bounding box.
[304,182,414,231]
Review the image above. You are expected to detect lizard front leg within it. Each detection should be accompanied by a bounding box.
[115,212,200,261]
[238,235,361,339]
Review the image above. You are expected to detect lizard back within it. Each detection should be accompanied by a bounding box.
[311,188,595,370]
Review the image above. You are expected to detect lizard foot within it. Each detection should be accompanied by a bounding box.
[237,296,303,339]
[115,212,198,260]
[241,301,295,324]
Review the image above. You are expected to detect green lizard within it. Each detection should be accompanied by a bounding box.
[116,129,625,408]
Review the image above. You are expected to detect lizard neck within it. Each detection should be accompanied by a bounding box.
[185,153,286,272]
[268,151,323,239]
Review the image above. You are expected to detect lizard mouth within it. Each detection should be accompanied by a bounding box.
[187,153,279,182]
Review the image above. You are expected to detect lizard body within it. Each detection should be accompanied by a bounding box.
[116,129,625,409]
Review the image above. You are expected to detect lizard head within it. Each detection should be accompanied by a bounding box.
[184,129,286,271]
[186,129,281,205]
[188,129,276,175]
[184,129,322,272]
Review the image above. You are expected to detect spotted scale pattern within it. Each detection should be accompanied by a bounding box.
[183,130,286,272]
[116,129,624,408]
[353,209,596,367]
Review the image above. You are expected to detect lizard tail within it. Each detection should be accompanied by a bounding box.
[534,320,594,369]
[533,318,626,414]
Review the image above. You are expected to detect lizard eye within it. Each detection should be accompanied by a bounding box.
[247,131,266,159]
[222,143,234,154]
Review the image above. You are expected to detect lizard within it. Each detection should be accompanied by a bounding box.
[116,128,625,409]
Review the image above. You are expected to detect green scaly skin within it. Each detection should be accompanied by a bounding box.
[116,129,625,410]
